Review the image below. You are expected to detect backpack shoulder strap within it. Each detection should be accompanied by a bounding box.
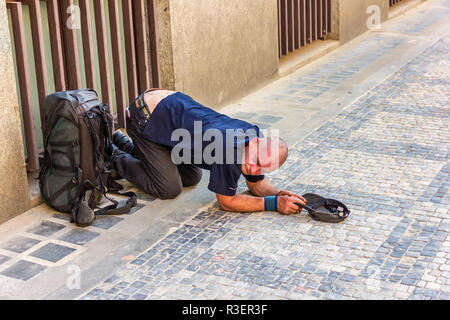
[94,178,138,216]
[94,190,138,216]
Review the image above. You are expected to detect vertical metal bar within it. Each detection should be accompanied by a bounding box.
[60,0,82,90]
[134,0,150,93]
[27,0,48,122]
[46,0,66,92]
[93,0,112,106]
[79,0,96,91]
[8,2,40,172]
[317,0,323,38]
[306,0,312,44]
[147,0,160,88]
[280,0,288,56]
[277,0,282,58]
[294,0,300,49]
[287,0,294,52]
[108,0,126,129]
[327,0,331,33]
[323,0,328,35]
[122,0,139,100]
[300,0,306,46]
[311,0,317,41]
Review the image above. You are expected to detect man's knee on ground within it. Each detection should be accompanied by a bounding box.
[157,182,183,200]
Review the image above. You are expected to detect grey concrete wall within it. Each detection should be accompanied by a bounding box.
[155,0,175,90]
[328,0,341,41]
[166,0,279,107]
[0,1,30,224]
[330,0,389,44]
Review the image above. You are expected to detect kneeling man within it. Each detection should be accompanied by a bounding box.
[112,89,305,215]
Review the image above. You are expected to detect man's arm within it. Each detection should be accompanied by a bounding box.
[214,178,280,214]
[245,178,279,197]
[216,193,265,213]
[216,178,306,214]
[246,178,307,201]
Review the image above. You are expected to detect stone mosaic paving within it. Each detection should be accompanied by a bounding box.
[80,25,450,300]
[0,203,146,282]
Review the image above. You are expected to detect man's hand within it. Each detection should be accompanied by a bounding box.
[277,190,306,203]
[277,191,306,215]
[277,195,305,215]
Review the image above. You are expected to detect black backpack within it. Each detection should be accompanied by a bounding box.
[39,89,137,227]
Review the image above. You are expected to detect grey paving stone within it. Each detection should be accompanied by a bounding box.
[104,275,120,283]
[1,236,41,254]
[129,203,145,215]
[26,221,66,237]
[287,83,307,90]
[92,216,124,230]
[132,293,148,300]
[113,293,130,300]
[58,229,100,246]
[293,97,313,104]
[231,112,257,120]
[0,260,46,281]
[303,91,323,98]
[253,122,271,130]
[52,213,71,222]
[0,255,10,265]
[29,243,76,263]
[257,115,284,124]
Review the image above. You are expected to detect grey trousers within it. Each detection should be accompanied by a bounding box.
[114,114,203,200]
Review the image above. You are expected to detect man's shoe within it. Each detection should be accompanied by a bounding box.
[110,144,124,181]
[113,130,135,155]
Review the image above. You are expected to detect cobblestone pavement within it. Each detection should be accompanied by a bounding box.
[79,7,450,300]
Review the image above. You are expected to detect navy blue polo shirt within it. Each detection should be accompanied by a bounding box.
[140,92,265,196]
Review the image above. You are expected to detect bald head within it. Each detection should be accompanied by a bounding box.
[272,137,289,167]
[242,136,289,176]
[261,136,289,167]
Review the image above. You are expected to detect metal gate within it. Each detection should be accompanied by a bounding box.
[389,0,404,6]
[6,0,160,172]
[277,0,332,58]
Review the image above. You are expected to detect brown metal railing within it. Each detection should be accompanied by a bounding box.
[6,0,160,172]
[389,0,403,6]
[277,0,332,58]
